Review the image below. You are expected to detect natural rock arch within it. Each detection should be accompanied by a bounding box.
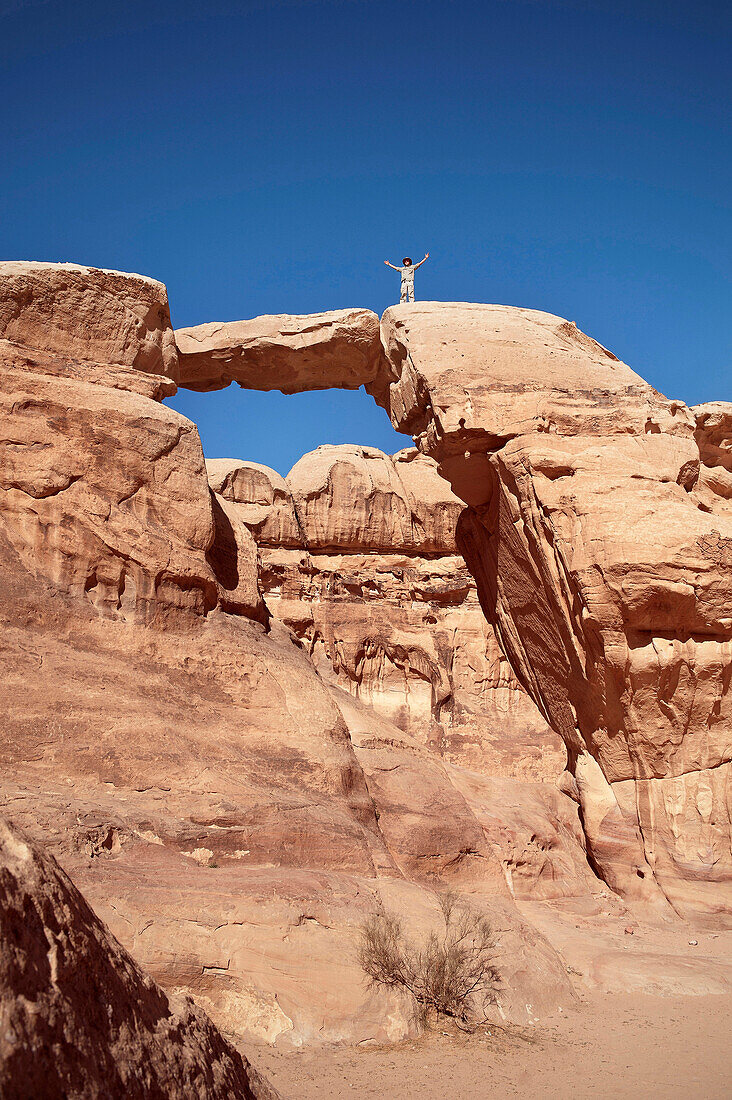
[2,264,731,1051]
[1,261,582,1047]
[174,298,732,921]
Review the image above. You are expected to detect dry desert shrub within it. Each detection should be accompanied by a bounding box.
[358,891,499,1029]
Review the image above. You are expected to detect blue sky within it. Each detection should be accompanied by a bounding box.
[2,0,729,475]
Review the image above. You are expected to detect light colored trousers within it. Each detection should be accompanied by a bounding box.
[400,281,415,303]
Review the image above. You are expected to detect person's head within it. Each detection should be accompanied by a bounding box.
[402,257,412,267]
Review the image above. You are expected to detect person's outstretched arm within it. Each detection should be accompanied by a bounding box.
[414,252,430,268]
[384,260,399,269]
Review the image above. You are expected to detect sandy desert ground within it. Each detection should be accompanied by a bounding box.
[252,990,732,1099]
[249,906,732,1099]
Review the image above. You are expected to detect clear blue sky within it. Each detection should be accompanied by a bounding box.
[2,0,729,475]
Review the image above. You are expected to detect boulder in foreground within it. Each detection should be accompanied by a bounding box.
[0,817,278,1100]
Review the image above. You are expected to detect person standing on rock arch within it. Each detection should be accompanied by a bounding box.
[384,253,429,303]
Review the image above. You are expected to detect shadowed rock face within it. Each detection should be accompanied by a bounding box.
[0,818,277,1100]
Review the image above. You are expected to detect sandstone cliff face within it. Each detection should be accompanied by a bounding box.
[692,401,732,518]
[374,303,732,920]
[207,445,564,780]
[0,264,575,1052]
[0,818,276,1100]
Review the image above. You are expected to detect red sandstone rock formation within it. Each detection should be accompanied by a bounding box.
[3,260,730,1078]
[207,445,564,780]
[0,263,575,1053]
[373,303,732,920]
[0,817,277,1099]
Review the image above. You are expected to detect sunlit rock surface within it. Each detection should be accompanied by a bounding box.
[0,261,179,381]
[176,309,382,393]
[374,302,732,921]
[0,264,575,1056]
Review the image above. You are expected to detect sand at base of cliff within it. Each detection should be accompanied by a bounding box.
[249,991,732,1099]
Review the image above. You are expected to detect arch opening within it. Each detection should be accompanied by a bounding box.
[169,370,566,792]
[165,382,405,478]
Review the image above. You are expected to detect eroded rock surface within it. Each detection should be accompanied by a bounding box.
[0,270,266,625]
[0,818,276,1100]
[448,768,598,901]
[692,401,732,517]
[0,261,179,380]
[374,303,732,921]
[207,445,564,779]
[176,309,382,393]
